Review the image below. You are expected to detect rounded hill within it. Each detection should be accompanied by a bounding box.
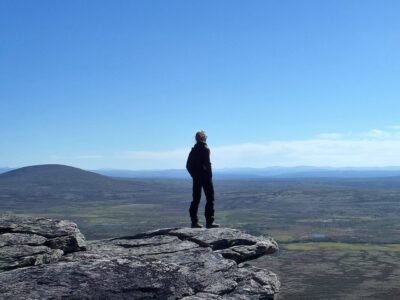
[0,165,143,209]
[1,164,107,181]
[0,164,118,188]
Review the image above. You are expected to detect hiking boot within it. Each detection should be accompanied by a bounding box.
[191,222,203,228]
[206,222,220,229]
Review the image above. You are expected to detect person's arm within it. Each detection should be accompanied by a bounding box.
[205,147,212,178]
[186,150,194,177]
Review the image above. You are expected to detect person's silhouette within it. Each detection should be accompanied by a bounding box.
[186,131,219,228]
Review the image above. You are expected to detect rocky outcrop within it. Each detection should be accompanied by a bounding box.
[0,214,86,272]
[0,214,280,299]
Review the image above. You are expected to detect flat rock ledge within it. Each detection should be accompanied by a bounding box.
[0,214,280,299]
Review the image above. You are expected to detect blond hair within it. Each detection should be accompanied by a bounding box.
[195,130,207,142]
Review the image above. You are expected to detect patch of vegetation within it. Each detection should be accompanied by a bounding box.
[283,242,400,252]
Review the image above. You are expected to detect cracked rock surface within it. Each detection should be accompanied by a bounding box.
[0,214,86,271]
[0,214,280,299]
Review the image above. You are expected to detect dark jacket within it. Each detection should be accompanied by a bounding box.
[186,142,212,179]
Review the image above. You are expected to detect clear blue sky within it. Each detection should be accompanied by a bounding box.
[1,1,400,169]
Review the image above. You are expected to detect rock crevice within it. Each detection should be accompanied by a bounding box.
[0,214,280,299]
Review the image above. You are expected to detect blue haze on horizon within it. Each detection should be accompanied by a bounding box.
[1,1,400,169]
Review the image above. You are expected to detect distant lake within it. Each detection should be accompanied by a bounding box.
[312,233,327,239]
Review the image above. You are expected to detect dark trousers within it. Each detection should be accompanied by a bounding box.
[189,176,215,223]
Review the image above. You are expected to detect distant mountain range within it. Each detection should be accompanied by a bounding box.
[3,165,400,179]
[2,164,400,212]
[92,166,400,179]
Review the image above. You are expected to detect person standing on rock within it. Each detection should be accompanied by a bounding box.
[186,130,219,229]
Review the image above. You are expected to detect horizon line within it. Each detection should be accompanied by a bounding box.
[4,164,400,172]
